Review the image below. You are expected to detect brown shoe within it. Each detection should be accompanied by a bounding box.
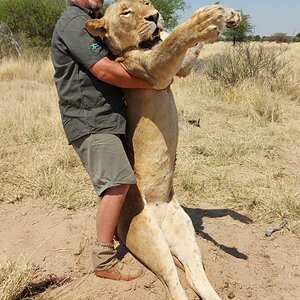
[94,261,143,281]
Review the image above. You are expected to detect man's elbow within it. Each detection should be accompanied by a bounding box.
[89,66,106,81]
[90,68,110,82]
[89,57,114,82]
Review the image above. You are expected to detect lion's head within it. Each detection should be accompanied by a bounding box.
[85,0,164,55]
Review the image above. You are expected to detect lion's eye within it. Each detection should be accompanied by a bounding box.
[120,10,131,16]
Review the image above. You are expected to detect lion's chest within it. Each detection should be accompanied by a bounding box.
[124,88,178,203]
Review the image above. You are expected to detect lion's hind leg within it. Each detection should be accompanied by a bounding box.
[161,197,221,300]
[118,205,188,300]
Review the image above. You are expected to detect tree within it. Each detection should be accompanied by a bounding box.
[104,0,188,30]
[221,11,253,45]
[252,35,261,42]
[270,33,292,43]
[0,0,65,47]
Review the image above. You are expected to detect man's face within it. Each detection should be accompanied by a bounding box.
[86,0,103,10]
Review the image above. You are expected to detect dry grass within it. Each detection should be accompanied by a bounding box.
[0,55,54,84]
[0,253,39,300]
[0,41,300,300]
[0,57,97,209]
[0,43,299,220]
[172,43,300,233]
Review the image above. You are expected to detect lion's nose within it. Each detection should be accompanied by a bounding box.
[145,12,159,24]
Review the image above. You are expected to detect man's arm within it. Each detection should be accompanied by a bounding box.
[89,57,155,89]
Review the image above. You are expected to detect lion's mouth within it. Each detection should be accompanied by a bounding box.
[138,27,161,49]
[139,36,161,49]
[152,27,160,39]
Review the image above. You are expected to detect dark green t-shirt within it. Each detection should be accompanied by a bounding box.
[51,1,126,144]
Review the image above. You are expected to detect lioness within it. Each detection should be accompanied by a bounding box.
[86,1,240,299]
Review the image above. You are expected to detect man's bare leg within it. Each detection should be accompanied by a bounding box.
[97,184,129,243]
[93,184,143,281]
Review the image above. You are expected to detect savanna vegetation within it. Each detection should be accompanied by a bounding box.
[0,42,299,226]
[0,1,300,299]
[1,41,300,299]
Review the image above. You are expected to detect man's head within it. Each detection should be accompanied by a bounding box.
[73,0,104,11]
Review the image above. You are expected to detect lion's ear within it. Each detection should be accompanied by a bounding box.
[85,19,108,39]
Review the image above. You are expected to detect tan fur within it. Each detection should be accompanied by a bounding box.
[86,1,240,299]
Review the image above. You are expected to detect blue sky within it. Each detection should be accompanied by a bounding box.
[179,1,300,36]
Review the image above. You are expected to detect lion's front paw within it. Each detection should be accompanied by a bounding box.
[225,8,241,29]
[186,4,227,44]
[203,4,227,31]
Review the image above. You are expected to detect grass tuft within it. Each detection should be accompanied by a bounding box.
[0,254,39,300]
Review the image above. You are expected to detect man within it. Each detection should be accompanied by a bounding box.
[51,0,157,281]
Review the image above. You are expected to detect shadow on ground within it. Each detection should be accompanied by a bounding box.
[183,206,252,260]
[117,206,252,261]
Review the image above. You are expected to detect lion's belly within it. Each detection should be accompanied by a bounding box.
[124,88,178,204]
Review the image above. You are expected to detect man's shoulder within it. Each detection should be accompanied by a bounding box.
[65,5,89,18]
[55,6,89,35]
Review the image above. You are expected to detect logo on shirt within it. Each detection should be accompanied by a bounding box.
[90,41,101,50]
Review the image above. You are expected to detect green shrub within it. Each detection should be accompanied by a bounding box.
[202,43,291,87]
[0,0,65,48]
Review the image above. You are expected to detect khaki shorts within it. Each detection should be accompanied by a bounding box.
[72,133,136,197]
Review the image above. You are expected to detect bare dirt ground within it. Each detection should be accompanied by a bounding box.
[0,197,299,300]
